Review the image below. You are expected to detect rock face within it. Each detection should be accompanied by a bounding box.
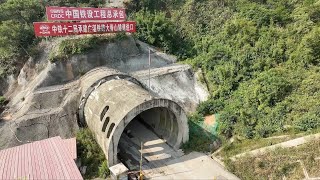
[0,84,80,150]
[132,64,209,112]
[36,37,175,88]
[0,36,208,150]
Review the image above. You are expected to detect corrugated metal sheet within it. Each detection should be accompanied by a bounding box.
[63,138,77,160]
[0,136,83,180]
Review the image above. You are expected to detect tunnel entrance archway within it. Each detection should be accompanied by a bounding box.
[117,107,180,169]
[127,107,180,147]
[106,99,188,166]
[80,68,189,167]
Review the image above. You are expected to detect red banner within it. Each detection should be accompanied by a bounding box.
[46,6,126,21]
[33,22,136,37]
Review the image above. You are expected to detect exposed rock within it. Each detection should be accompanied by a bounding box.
[0,77,9,95]
[0,86,80,150]
[0,35,208,150]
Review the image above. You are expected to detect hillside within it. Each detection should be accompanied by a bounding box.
[0,0,319,178]
[128,0,320,139]
[127,0,320,178]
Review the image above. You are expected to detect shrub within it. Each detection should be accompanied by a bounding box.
[196,98,225,116]
[0,96,6,106]
[133,10,192,58]
[49,35,127,62]
[182,114,218,153]
[98,160,110,178]
[217,68,293,138]
[76,128,110,179]
[295,113,320,131]
[0,0,44,76]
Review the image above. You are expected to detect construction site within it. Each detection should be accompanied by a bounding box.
[1,0,320,179]
[0,36,238,179]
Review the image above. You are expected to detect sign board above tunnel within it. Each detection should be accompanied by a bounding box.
[46,6,126,21]
[33,21,136,37]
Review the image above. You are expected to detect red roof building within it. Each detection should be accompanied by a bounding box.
[0,136,83,180]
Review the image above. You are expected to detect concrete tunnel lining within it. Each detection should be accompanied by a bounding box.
[80,68,189,167]
[108,99,188,166]
[78,69,143,126]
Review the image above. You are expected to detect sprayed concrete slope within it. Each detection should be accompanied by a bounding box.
[0,36,208,151]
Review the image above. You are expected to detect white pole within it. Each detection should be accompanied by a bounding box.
[139,141,143,180]
[148,49,151,89]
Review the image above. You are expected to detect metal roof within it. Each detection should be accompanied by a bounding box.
[63,138,77,160]
[0,136,83,180]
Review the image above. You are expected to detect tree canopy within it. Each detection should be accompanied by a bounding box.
[0,0,105,76]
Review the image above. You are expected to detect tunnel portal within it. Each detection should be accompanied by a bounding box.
[78,68,189,167]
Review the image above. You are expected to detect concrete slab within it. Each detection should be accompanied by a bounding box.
[118,120,238,180]
[149,152,240,180]
[109,163,128,180]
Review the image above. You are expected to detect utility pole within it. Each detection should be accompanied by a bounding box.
[148,49,151,89]
[139,141,144,180]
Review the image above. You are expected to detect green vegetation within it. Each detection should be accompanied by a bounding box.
[126,0,320,140]
[1,0,319,138]
[226,139,320,179]
[2,0,320,176]
[49,34,128,62]
[133,10,193,58]
[48,0,105,7]
[217,136,293,158]
[182,114,218,153]
[0,0,43,77]
[126,0,320,176]
[76,128,110,179]
[0,0,106,77]
[0,96,6,106]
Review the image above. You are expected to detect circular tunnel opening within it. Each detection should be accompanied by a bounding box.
[117,107,180,170]
[80,72,189,168]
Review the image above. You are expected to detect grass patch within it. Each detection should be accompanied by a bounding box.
[0,96,6,106]
[226,139,320,179]
[217,136,292,158]
[76,128,110,179]
[218,130,320,158]
[182,114,219,153]
[49,33,128,62]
